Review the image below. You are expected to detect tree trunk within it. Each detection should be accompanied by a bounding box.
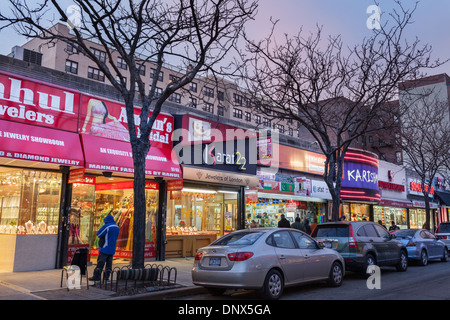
[131,141,149,269]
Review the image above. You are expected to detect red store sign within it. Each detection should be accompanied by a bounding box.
[0,71,79,132]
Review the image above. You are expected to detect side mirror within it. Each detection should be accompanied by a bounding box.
[318,242,325,249]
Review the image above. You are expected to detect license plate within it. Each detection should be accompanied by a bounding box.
[209,258,221,266]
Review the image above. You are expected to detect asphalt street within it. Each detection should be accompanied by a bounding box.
[170,259,450,300]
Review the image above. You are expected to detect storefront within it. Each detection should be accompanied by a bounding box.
[434,177,450,226]
[339,149,380,221]
[407,176,438,230]
[374,161,410,229]
[168,114,258,257]
[68,94,181,264]
[0,70,84,271]
[245,171,328,227]
[0,70,182,271]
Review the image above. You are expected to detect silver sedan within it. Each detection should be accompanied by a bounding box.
[192,228,345,299]
[393,229,449,266]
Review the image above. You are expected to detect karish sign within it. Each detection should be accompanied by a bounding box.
[342,162,379,190]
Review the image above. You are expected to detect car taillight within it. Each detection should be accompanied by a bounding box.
[441,236,447,240]
[407,241,417,247]
[228,252,254,261]
[348,224,358,248]
[194,252,203,260]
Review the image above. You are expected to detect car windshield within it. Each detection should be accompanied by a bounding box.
[212,231,263,246]
[394,230,416,238]
[438,223,450,233]
[312,224,349,237]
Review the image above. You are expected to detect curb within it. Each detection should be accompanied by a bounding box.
[109,286,208,300]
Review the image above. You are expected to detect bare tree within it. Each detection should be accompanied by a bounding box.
[0,0,257,268]
[397,85,450,230]
[239,2,443,221]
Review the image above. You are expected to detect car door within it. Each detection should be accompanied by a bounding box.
[269,231,304,284]
[358,224,387,263]
[373,223,397,264]
[423,230,440,258]
[291,230,331,281]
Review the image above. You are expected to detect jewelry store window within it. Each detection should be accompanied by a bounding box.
[0,168,61,234]
[165,188,238,257]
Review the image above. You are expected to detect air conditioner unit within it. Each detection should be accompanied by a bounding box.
[11,46,42,66]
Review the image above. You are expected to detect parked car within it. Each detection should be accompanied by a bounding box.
[393,229,448,265]
[192,228,345,300]
[436,222,450,251]
[311,221,408,275]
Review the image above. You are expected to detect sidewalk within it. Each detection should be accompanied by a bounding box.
[0,257,206,300]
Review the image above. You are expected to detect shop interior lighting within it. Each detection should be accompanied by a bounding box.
[217,190,238,194]
[182,188,217,194]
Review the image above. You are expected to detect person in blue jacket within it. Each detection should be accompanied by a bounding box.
[89,214,120,281]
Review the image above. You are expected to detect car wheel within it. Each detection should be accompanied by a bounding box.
[441,248,449,262]
[418,249,428,266]
[396,250,408,272]
[327,261,344,287]
[362,254,376,278]
[261,269,283,300]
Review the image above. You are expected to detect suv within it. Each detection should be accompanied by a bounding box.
[311,221,408,275]
[436,222,450,251]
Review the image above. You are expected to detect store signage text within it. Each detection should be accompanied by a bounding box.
[409,181,434,195]
[379,181,405,192]
[342,162,379,190]
[0,72,78,131]
[203,143,247,171]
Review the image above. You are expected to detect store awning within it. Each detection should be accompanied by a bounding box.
[436,191,450,207]
[0,119,84,167]
[80,134,182,179]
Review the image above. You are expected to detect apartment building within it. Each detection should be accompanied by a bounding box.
[12,23,308,142]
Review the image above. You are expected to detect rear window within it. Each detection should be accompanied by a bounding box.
[394,230,416,238]
[438,223,450,233]
[312,224,349,237]
[212,231,263,246]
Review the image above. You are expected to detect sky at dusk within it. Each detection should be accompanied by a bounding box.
[0,0,449,75]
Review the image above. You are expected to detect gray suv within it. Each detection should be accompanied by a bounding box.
[436,222,450,251]
[311,221,408,274]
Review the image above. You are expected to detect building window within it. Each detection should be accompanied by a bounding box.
[218,91,225,101]
[190,82,197,93]
[117,57,127,70]
[263,117,271,127]
[289,128,294,136]
[138,64,146,76]
[276,124,285,134]
[90,47,106,63]
[218,106,224,116]
[150,68,164,81]
[396,151,402,163]
[116,75,126,85]
[233,93,243,105]
[189,97,197,108]
[169,92,181,104]
[66,43,78,54]
[154,87,163,98]
[245,112,251,122]
[233,108,242,119]
[170,74,181,84]
[203,102,214,113]
[255,115,262,124]
[203,86,214,98]
[65,60,78,74]
[87,66,105,82]
[245,98,251,108]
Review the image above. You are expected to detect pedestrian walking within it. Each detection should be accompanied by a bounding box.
[291,215,306,232]
[278,214,291,228]
[89,214,120,282]
[303,218,312,235]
